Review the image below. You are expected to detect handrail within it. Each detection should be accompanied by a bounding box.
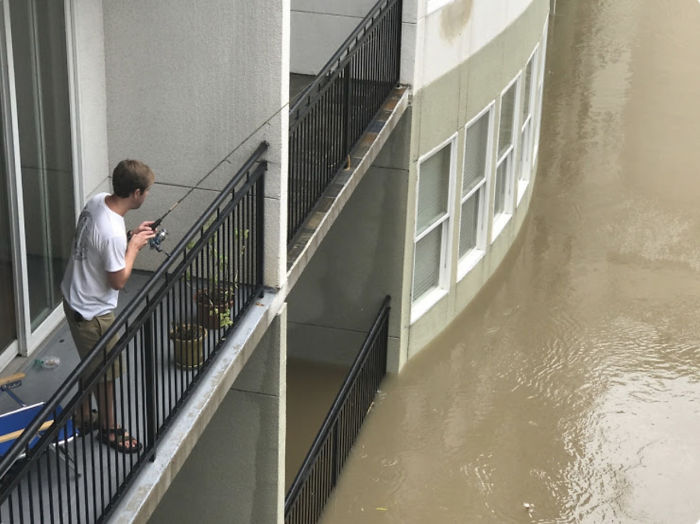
[290,0,399,119]
[0,142,268,521]
[285,295,390,520]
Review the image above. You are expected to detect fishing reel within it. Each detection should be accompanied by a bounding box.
[148,217,169,254]
[149,228,168,252]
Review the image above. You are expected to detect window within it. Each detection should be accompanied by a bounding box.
[458,104,493,278]
[533,19,548,161]
[517,46,539,203]
[412,135,456,321]
[492,74,520,241]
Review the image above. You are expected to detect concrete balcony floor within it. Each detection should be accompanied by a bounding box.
[0,271,152,415]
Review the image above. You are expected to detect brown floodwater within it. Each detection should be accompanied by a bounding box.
[319,1,700,522]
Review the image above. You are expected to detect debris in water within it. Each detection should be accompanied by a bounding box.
[375,507,388,511]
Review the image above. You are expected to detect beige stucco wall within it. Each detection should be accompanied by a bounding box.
[402,0,550,362]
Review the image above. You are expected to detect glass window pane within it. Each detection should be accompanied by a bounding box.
[0,110,17,352]
[498,82,517,157]
[11,0,75,328]
[464,111,489,195]
[522,57,534,122]
[416,144,451,234]
[494,158,508,215]
[519,124,531,182]
[413,227,442,301]
[459,191,480,257]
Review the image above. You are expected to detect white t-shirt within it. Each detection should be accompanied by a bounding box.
[61,193,127,320]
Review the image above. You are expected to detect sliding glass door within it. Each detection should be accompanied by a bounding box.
[0,0,75,357]
[0,110,17,353]
[10,0,75,329]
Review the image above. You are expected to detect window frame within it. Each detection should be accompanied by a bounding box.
[517,44,539,204]
[492,72,521,242]
[533,18,548,162]
[411,132,458,323]
[457,102,494,280]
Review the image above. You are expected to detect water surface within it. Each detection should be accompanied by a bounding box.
[320,1,700,522]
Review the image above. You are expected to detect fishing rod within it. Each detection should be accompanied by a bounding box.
[147,173,205,256]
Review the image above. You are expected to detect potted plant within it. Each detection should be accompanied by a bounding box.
[169,323,207,369]
[187,217,248,329]
[195,283,234,329]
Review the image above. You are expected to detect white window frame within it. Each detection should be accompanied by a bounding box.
[517,44,539,204]
[533,18,548,162]
[492,72,521,242]
[411,133,457,323]
[458,102,494,280]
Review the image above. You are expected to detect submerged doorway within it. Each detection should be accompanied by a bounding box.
[0,0,76,362]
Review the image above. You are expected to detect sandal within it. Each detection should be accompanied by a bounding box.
[76,409,100,436]
[99,427,142,454]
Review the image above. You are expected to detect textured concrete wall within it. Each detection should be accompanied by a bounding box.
[150,307,286,524]
[70,0,109,201]
[412,0,536,90]
[290,0,418,84]
[103,0,288,287]
[287,111,411,371]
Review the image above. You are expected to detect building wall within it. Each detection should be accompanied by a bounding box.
[403,0,549,360]
[286,110,411,371]
[102,0,288,287]
[411,0,536,90]
[149,307,286,524]
[286,0,549,370]
[70,0,110,200]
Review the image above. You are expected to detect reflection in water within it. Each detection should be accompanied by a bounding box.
[320,1,700,522]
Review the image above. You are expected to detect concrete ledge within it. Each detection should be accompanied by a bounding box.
[287,85,411,290]
[108,289,285,523]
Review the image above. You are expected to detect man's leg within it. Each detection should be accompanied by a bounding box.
[96,380,140,452]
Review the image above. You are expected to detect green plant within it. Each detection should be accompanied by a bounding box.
[185,215,249,328]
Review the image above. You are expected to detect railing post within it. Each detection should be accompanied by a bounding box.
[331,421,339,486]
[144,317,157,460]
[395,0,403,82]
[342,62,351,157]
[257,166,265,295]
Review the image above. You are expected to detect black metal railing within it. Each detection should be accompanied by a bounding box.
[0,142,268,522]
[285,296,390,523]
[288,0,402,244]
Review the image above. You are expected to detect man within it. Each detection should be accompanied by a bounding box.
[62,159,156,453]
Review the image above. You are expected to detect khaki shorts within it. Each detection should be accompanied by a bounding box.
[63,299,122,383]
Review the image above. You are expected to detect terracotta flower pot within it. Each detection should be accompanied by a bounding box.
[169,323,207,369]
[195,286,234,329]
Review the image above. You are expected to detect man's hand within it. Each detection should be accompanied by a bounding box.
[131,221,155,235]
[107,226,156,290]
[128,228,156,251]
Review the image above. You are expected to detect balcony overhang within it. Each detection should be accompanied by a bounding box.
[287,85,410,290]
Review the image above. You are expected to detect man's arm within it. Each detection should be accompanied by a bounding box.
[107,229,155,290]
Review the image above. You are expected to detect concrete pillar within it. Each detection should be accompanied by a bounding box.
[149,305,287,524]
[286,111,411,372]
